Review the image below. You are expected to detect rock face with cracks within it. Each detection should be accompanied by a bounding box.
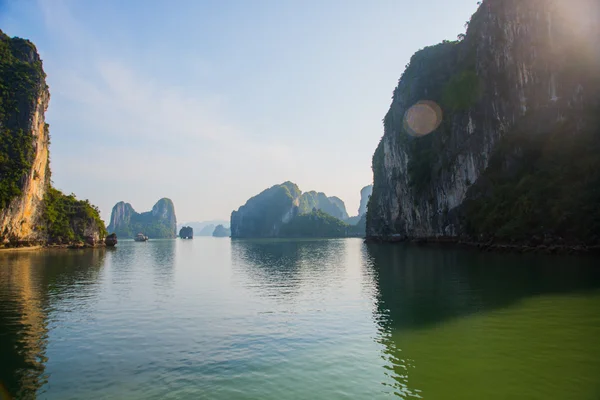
[367,0,600,245]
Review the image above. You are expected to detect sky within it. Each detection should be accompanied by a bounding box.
[1,0,479,223]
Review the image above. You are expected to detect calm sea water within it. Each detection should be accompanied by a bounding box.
[1,238,599,400]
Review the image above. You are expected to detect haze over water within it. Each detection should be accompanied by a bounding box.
[1,239,599,399]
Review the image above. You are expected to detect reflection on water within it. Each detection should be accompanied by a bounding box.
[0,240,599,399]
[231,239,349,301]
[366,243,600,330]
[0,249,106,399]
[366,243,600,399]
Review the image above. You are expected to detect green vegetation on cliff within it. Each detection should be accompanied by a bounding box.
[0,128,33,209]
[231,182,364,238]
[42,187,107,243]
[368,0,600,244]
[230,182,301,238]
[0,30,44,209]
[279,210,350,238]
[463,114,600,244]
[298,191,348,220]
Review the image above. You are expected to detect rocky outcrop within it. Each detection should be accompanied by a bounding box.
[231,182,301,238]
[179,226,193,239]
[358,185,373,217]
[367,0,600,244]
[0,30,105,246]
[105,233,118,247]
[298,191,349,220]
[107,198,177,238]
[212,225,230,237]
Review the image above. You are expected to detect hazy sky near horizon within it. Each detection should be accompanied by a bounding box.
[1,0,478,223]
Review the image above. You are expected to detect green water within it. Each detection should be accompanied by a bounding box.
[0,239,599,399]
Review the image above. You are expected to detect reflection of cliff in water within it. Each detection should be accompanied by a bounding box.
[0,249,106,399]
[366,243,600,331]
[366,244,600,399]
[148,240,177,290]
[231,239,348,301]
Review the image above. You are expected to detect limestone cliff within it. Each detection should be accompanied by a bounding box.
[358,185,373,217]
[367,0,600,244]
[0,31,50,241]
[230,182,301,238]
[298,191,349,220]
[107,198,177,238]
[0,30,105,245]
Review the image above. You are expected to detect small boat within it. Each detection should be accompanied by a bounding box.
[134,233,148,242]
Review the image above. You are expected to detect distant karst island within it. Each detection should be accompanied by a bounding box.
[177,221,229,237]
[107,199,177,239]
[179,226,193,239]
[212,225,231,237]
[230,182,370,239]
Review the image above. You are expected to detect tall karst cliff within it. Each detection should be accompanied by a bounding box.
[358,185,373,217]
[0,31,50,240]
[367,0,600,244]
[107,198,177,238]
[0,30,105,245]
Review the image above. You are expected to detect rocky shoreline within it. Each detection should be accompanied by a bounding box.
[365,236,600,256]
[0,241,110,251]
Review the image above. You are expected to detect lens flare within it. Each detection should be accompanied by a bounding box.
[403,101,443,137]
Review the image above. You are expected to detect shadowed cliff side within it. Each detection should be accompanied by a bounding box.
[367,0,600,245]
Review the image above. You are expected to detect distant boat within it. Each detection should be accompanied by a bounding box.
[134,233,148,242]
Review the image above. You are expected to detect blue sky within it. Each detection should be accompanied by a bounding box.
[1,0,479,223]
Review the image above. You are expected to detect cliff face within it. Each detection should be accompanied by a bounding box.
[0,32,50,241]
[326,197,349,220]
[107,198,177,238]
[230,182,301,238]
[298,191,349,220]
[358,185,373,217]
[107,202,135,233]
[367,0,600,243]
[151,198,177,233]
[0,30,105,245]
